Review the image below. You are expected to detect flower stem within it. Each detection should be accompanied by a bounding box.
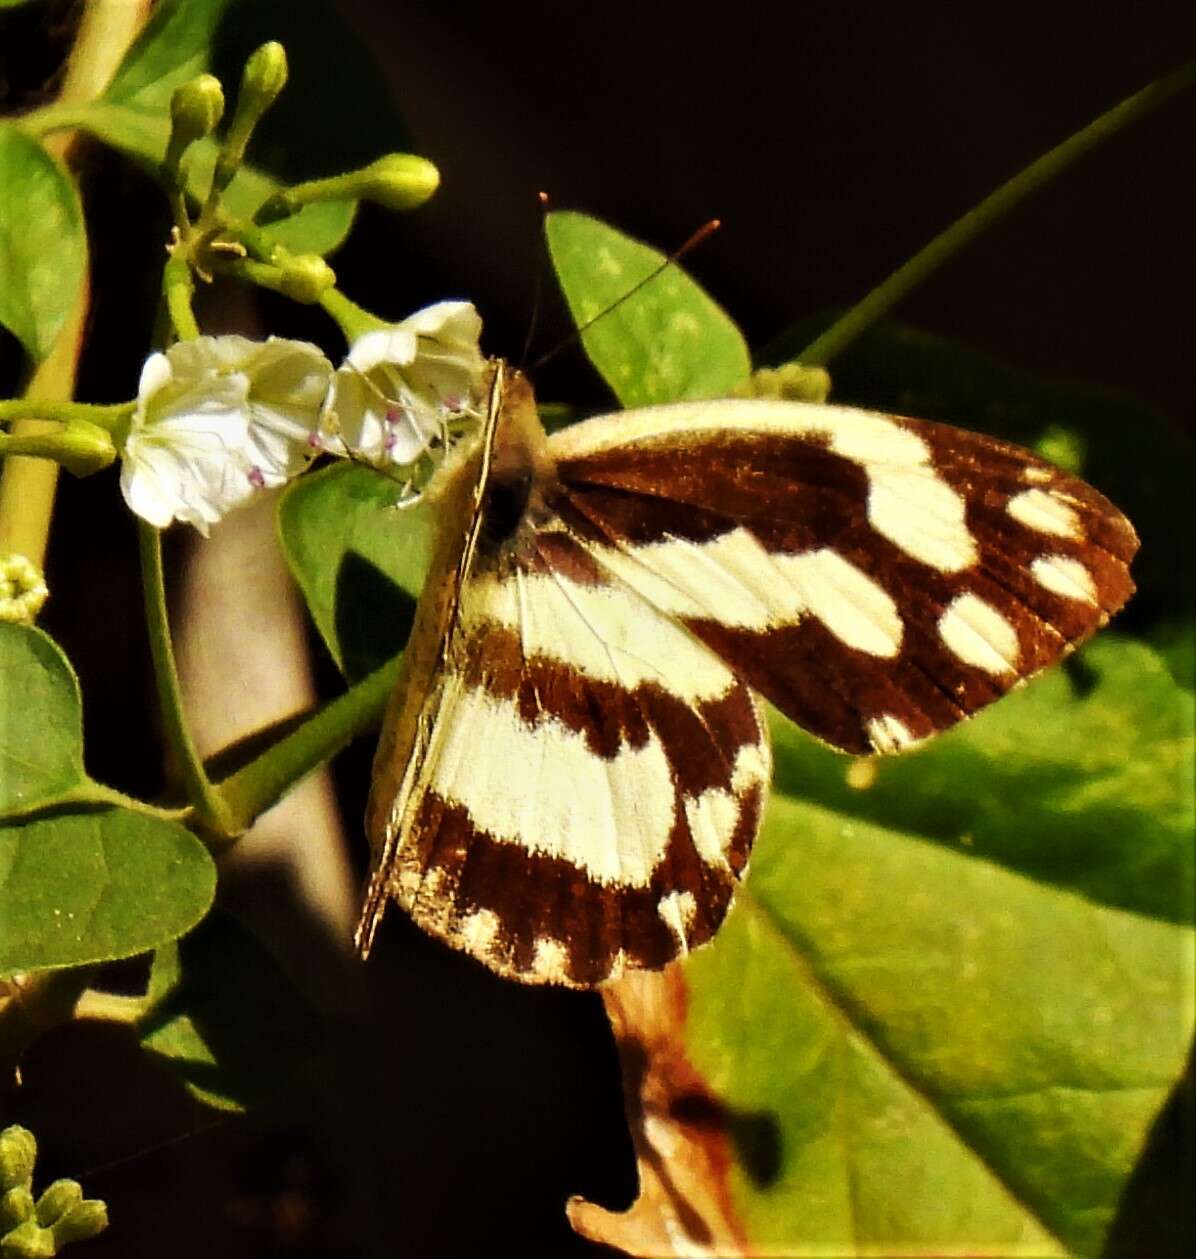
[319,288,387,344]
[163,253,201,341]
[138,520,237,843]
[0,399,133,430]
[796,59,1196,367]
[217,656,399,831]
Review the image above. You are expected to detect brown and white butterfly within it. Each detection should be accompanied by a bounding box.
[355,361,1137,987]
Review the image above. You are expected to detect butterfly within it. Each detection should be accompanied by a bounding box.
[354,359,1137,987]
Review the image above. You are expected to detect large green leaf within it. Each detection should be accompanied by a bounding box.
[277,461,436,680]
[546,210,750,407]
[0,808,215,974]
[139,911,324,1112]
[0,124,86,361]
[0,624,85,816]
[771,636,1194,927]
[681,785,1192,1257]
[0,624,216,973]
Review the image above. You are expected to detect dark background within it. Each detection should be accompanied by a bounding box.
[2,1,1193,1255]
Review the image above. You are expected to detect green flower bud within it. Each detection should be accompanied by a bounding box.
[0,419,117,478]
[275,252,336,303]
[360,154,440,211]
[213,43,289,194]
[0,1128,35,1192]
[33,1181,80,1229]
[241,41,288,113]
[0,553,48,625]
[0,1219,55,1258]
[170,74,225,149]
[0,1186,35,1233]
[739,362,831,404]
[49,1199,107,1246]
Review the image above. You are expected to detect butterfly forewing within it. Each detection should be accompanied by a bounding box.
[548,400,1137,754]
[360,373,1138,985]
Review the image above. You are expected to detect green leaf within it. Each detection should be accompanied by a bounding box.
[580,634,1192,1257]
[0,808,215,974]
[101,0,236,111]
[0,625,86,818]
[0,125,86,361]
[139,911,324,1112]
[546,210,750,407]
[771,636,1194,927]
[763,319,1195,634]
[277,462,436,680]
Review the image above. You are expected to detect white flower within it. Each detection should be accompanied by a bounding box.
[323,301,484,465]
[120,336,332,534]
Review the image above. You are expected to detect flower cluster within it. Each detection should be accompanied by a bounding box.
[119,302,484,534]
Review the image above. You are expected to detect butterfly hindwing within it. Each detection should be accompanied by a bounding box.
[388,526,769,986]
[548,399,1138,754]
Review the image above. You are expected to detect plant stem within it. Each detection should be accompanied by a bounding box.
[163,254,201,341]
[0,0,153,570]
[74,990,148,1025]
[218,656,399,830]
[0,400,132,430]
[797,59,1196,367]
[138,520,236,842]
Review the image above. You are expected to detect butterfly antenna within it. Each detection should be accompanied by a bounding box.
[529,217,721,374]
[517,191,554,369]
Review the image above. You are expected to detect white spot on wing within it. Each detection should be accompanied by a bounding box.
[938,593,1020,675]
[529,935,571,983]
[1031,554,1097,604]
[783,549,903,657]
[865,713,919,753]
[428,685,674,887]
[1007,488,1083,538]
[464,567,734,702]
[458,908,501,956]
[867,465,975,572]
[657,890,698,953]
[683,741,770,869]
[1023,465,1054,484]
[590,535,902,654]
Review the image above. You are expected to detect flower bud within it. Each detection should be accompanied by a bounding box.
[213,43,289,193]
[170,74,225,149]
[740,362,831,404]
[274,252,336,304]
[241,41,288,113]
[34,1180,81,1228]
[1,1185,35,1233]
[0,554,48,625]
[0,1127,35,1192]
[50,1198,108,1246]
[0,1219,55,1257]
[360,154,440,211]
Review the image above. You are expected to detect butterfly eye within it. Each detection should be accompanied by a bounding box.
[481,466,533,544]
